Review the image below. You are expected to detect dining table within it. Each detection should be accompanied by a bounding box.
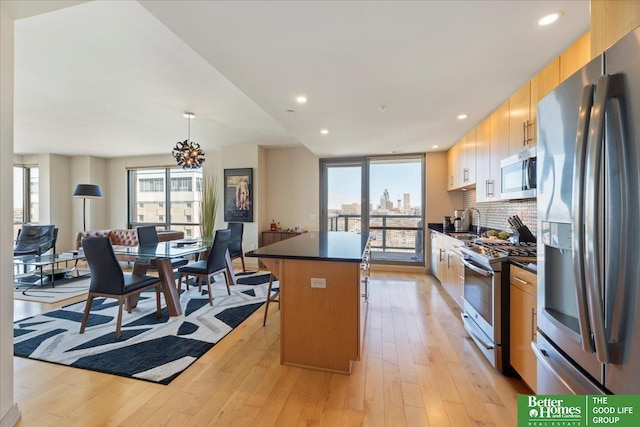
[112,239,238,316]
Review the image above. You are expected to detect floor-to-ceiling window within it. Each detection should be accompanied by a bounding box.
[321,155,425,265]
[13,166,39,238]
[128,168,202,238]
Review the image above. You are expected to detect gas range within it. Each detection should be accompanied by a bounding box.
[460,241,537,271]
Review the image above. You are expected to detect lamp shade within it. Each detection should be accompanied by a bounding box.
[72,184,103,199]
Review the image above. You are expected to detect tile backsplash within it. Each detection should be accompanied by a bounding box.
[461,190,537,234]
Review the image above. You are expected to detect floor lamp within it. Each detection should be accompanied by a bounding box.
[73,184,103,231]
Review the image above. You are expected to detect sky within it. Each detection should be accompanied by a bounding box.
[327,161,422,210]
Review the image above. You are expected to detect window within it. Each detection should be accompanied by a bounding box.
[139,178,164,192]
[13,166,39,237]
[170,177,192,192]
[128,168,203,238]
[321,155,425,265]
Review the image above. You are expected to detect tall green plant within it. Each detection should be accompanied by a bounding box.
[199,175,219,239]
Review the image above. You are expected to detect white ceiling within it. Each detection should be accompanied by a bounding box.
[7,0,590,159]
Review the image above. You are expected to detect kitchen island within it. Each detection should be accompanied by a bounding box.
[245,231,369,374]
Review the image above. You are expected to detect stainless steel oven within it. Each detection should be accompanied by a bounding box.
[460,254,506,371]
[459,241,537,372]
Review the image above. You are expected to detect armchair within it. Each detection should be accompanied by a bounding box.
[14,225,58,256]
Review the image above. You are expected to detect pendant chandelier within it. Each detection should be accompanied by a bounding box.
[172,112,205,169]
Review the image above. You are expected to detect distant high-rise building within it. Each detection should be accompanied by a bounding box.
[403,193,410,211]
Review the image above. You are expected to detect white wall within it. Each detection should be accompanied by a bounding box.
[221,143,260,266]
[265,146,319,232]
[0,5,20,426]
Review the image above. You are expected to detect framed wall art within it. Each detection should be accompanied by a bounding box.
[224,168,253,222]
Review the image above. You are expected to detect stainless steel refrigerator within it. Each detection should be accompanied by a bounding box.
[535,26,640,395]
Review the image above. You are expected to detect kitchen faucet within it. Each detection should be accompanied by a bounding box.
[468,207,481,235]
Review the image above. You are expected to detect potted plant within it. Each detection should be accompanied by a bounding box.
[199,175,219,239]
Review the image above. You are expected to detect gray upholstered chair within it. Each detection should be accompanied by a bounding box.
[136,225,188,269]
[177,228,231,306]
[80,236,162,339]
[227,222,245,272]
[14,225,58,256]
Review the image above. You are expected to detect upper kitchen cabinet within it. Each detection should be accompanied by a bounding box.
[531,57,560,137]
[462,128,476,186]
[591,0,640,57]
[475,116,494,202]
[508,83,535,155]
[560,32,591,82]
[447,129,476,191]
[489,101,510,200]
[447,142,460,191]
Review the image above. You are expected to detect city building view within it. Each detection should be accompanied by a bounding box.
[325,158,424,263]
[128,168,203,238]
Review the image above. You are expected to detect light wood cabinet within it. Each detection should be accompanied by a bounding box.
[475,117,492,202]
[591,0,640,58]
[510,265,537,392]
[560,32,591,82]
[447,142,460,190]
[444,241,463,308]
[447,129,476,191]
[430,231,444,280]
[491,101,510,192]
[508,82,535,155]
[462,128,476,186]
[530,57,560,148]
[431,231,463,308]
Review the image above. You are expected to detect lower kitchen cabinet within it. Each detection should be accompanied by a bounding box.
[510,265,537,392]
[430,230,463,309]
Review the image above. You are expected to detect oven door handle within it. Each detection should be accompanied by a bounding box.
[462,313,494,349]
[462,259,493,277]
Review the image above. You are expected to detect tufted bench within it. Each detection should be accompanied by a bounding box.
[75,229,185,262]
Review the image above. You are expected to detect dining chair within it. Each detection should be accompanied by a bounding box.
[80,236,162,339]
[177,228,231,306]
[136,225,189,269]
[262,273,280,326]
[227,222,245,272]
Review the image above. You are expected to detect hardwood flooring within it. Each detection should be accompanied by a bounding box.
[13,271,530,426]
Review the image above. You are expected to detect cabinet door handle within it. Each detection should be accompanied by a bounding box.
[439,248,444,262]
[523,121,527,146]
[512,276,530,286]
[447,253,452,269]
[487,179,495,197]
[531,308,537,341]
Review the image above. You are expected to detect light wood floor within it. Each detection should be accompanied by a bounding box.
[13,271,530,426]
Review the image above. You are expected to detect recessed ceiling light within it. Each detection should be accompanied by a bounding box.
[379,105,388,112]
[320,129,329,135]
[296,95,308,104]
[457,114,468,120]
[538,11,563,26]
[432,145,439,149]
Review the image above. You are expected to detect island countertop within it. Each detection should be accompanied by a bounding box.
[245,231,368,262]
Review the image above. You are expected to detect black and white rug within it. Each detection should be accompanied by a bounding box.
[14,271,276,385]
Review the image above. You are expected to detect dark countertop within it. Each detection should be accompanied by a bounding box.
[245,231,368,263]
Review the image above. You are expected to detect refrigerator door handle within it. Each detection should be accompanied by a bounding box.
[584,75,610,364]
[571,84,596,353]
[605,76,632,362]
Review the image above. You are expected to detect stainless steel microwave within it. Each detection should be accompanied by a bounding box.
[500,146,536,200]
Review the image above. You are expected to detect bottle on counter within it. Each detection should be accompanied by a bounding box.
[270,219,277,231]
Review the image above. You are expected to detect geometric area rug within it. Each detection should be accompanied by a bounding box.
[13,271,276,385]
